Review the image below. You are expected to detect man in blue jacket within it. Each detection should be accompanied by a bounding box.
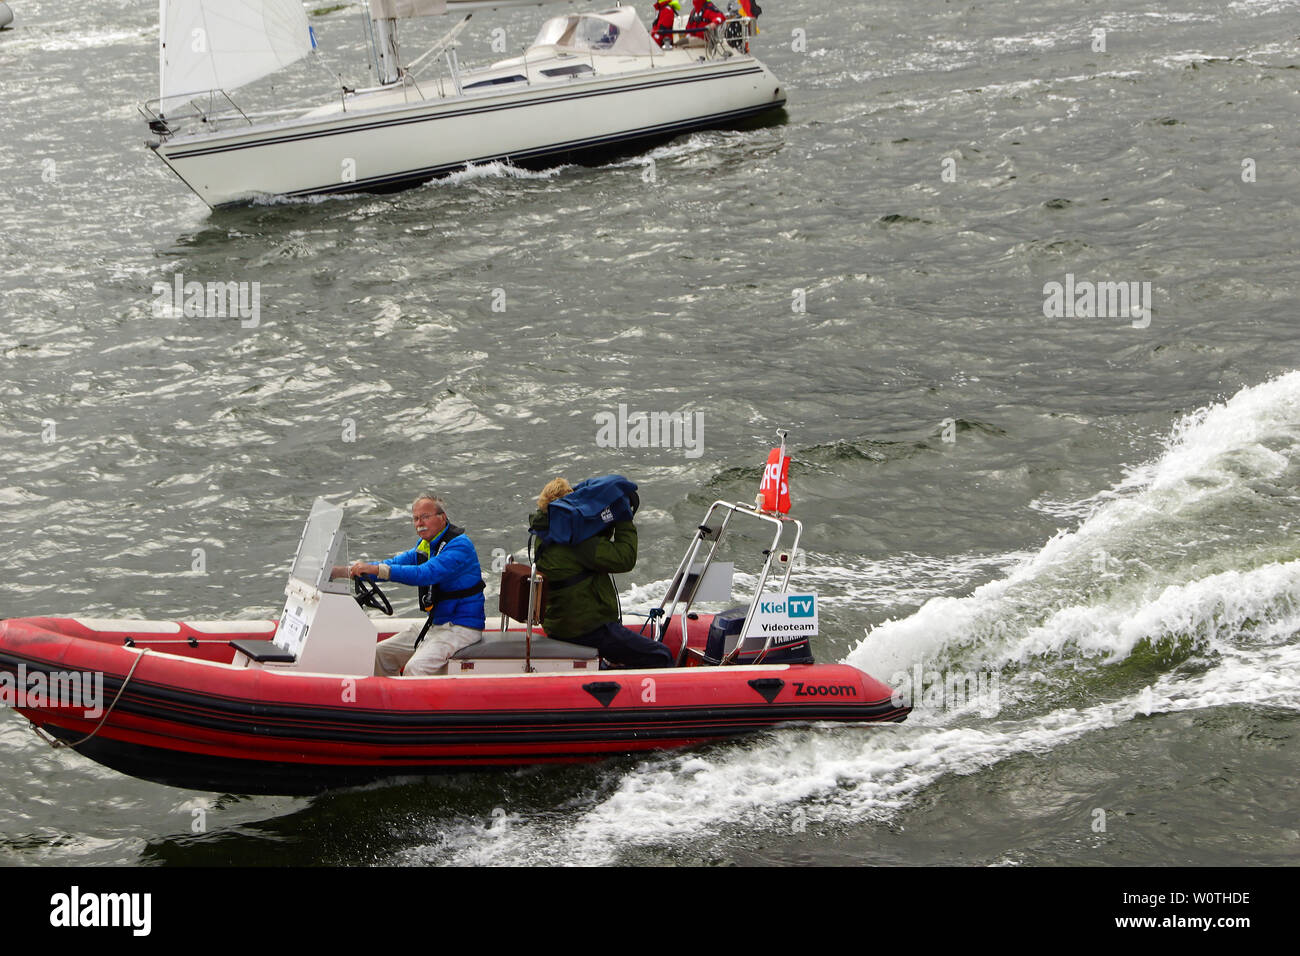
[349,494,486,676]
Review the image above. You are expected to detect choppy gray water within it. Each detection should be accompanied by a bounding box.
[1,0,1298,866]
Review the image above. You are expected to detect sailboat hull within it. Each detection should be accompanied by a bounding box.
[152,57,786,207]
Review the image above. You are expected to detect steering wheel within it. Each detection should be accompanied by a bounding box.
[354,575,394,616]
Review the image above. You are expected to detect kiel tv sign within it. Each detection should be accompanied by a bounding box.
[788,596,815,618]
[752,593,819,641]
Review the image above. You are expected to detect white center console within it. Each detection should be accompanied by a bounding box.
[234,498,378,676]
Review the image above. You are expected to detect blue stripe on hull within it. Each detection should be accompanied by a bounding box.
[278,100,786,202]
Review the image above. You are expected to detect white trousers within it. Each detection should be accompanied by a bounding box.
[375,621,483,677]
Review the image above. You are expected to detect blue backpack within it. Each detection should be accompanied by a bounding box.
[537,475,639,546]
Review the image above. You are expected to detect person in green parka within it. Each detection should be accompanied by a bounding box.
[528,477,674,668]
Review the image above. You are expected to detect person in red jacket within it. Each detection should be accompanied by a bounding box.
[651,0,680,47]
[685,0,725,37]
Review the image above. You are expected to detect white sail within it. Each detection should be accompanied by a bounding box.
[159,0,314,106]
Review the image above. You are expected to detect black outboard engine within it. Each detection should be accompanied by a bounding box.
[704,606,815,665]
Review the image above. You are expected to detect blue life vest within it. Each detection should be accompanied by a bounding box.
[416,524,486,613]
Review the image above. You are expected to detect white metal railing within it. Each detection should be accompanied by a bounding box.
[657,16,757,59]
[655,499,803,666]
[141,14,764,139]
[710,16,759,59]
[140,90,257,137]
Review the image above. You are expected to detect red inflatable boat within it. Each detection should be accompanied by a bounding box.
[1,475,909,795]
[0,613,905,795]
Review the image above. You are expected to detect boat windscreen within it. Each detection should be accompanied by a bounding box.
[290,498,351,594]
[529,7,657,57]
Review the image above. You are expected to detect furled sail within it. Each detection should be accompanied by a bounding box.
[371,1,575,18]
[159,0,315,107]
[369,0,448,16]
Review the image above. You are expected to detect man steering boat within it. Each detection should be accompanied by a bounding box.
[349,493,486,676]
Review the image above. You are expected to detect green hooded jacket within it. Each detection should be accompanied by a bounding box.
[528,508,637,640]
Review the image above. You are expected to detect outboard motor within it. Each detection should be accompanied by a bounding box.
[704,605,815,665]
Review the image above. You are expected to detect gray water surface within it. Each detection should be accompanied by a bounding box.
[1,0,1297,866]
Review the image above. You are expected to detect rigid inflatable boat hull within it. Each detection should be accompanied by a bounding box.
[2,616,908,795]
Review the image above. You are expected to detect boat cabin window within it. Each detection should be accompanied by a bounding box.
[540,64,596,78]
[463,74,527,90]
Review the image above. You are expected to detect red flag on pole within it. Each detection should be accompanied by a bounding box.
[758,436,791,513]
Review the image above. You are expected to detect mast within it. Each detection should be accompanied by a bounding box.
[158,0,166,104]
[369,12,403,84]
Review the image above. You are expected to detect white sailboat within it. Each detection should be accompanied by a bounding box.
[142,0,786,208]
